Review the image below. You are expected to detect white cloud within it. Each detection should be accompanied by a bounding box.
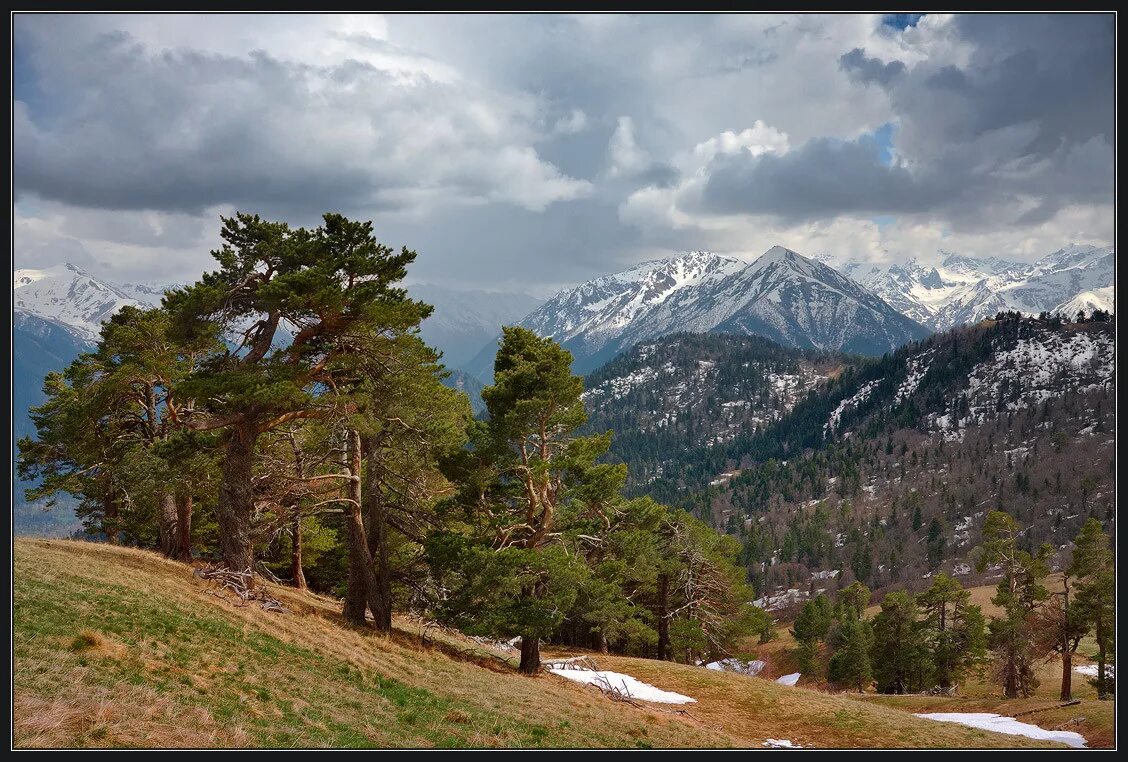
[606,116,651,178]
[691,121,791,165]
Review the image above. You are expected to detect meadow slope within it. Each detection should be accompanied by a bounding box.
[14,539,1076,749]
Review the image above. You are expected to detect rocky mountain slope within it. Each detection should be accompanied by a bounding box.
[14,263,167,343]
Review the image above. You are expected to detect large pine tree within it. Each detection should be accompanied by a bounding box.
[165,213,428,573]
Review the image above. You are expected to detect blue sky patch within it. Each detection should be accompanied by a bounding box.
[882,14,925,31]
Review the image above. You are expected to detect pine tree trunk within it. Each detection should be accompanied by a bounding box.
[1096,618,1107,699]
[1061,648,1072,701]
[175,492,193,562]
[103,494,119,544]
[290,515,307,590]
[596,631,609,655]
[217,421,257,575]
[1004,653,1018,699]
[362,436,392,631]
[159,492,178,558]
[343,430,384,627]
[656,572,670,661]
[519,636,541,675]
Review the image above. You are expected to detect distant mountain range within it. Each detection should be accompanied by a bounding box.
[827,244,1114,332]
[467,247,931,378]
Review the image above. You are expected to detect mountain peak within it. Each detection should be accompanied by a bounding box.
[758,245,803,264]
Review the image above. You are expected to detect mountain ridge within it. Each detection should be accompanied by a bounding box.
[467,246,930,378]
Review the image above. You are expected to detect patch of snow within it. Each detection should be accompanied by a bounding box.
[775,673,801,686]
[913,712,1086,748]
[763,739,802,748]
[1073,664,1115,678]
[549,668,696,704]
[706,658,765,676]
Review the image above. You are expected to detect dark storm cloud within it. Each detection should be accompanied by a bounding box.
[696,13,1114,230]
[698,137,947,220]
[12,13,1115,288]
[839,47,905,86]
[13,25,589,216]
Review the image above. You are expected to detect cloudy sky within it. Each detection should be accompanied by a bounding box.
[13,12,1114,294]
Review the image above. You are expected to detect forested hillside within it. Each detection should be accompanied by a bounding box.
[580,334,854,490]
[601,315,1115,605]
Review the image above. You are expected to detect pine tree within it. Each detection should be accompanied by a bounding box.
[978,511,1050,698]
[344,333,471,629]
[871,591,929,694]
[1069,518,1114,698]
[434,327,618,674]
[917,573,986,692]
[18,305,219,554]
[926,517,946,570]
[165,212,428,573]
[828,616,873,692]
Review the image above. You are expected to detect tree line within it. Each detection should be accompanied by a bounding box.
[789,514,1114,699]
[17,212,769,675]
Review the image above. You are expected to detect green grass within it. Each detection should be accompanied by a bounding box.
[14,539,1097,748]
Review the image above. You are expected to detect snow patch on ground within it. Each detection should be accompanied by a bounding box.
[763,739,802,748]
[1073,664,1114,678]
[706,658,765,676]
[775,673,801,686]
[549,668,696,704]
[913,712,1086,748]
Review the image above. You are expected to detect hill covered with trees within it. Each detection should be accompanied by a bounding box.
[593,315,1114,609]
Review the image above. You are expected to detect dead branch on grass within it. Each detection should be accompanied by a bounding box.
[194,564,290,614]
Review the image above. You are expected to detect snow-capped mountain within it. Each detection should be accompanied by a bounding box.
[839,244,1114,331]
[469,247,931,376]
[13,263,169,343]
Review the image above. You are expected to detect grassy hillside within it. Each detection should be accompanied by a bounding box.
[14,539,1080,749]
[745,581,1114,748]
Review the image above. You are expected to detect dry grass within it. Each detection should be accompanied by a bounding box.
[749,578,1115,748]
[13,539,1099,749]
[15,687,249,748]
[555,652,1066,749]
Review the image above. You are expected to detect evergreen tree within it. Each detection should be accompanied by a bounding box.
[917,573,987,691]
[1069,518,1115,698]
[871,591,929,694]
[18,305,220,554]
[926,517,946,570]
[433,327,618,674]
[165,212,428,573]
[828,616,873,692]
[343,333,471,629]
[978,511,1051,698]
[791,594,832,673]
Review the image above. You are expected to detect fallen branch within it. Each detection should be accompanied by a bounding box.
[1014,700,1081,717]
[194,564,290,614]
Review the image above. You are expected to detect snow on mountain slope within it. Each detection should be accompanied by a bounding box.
[928,323,1114,436]
[842,245,1114,331]
[519,251,746,360]
[472,247,929,376]
[583,333,839,452]
[1053,286,1115,317]
[13,263,168,342]
[707,247,930,357]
